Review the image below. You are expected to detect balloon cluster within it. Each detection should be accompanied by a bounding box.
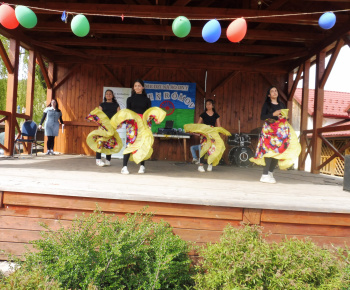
[0,4,37,29]
[172,16,248,43]
[0,4,90,37]
[0,3,338,40]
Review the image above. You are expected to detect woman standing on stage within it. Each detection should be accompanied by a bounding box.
[38,99,64,155]
[250,86,300,183]
[197,99,221,172]
[95,89,120,166]
[121,79,151,174]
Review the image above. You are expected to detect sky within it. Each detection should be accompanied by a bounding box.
[297,45,350,93]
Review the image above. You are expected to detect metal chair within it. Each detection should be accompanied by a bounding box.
[14,120,38,156]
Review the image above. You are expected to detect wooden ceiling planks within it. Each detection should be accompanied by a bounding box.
[1,0,349,72]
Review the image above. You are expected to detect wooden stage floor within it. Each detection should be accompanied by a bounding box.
[0,154,349,258]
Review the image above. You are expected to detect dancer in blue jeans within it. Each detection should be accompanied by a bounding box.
[190,144,201,164]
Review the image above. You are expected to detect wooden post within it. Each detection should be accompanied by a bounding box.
[4,39,19,156]
[287,71,294,123]
[44,62,55,152]
[311,51,325,174]
[298,60,310,171]
[26,51,36,119]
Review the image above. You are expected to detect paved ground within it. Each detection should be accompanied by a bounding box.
[0,154,348,213]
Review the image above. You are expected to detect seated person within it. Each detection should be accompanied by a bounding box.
[190,144,201,164]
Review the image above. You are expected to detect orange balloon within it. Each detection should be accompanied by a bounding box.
[0,4,19,29]
[226,18,247,43]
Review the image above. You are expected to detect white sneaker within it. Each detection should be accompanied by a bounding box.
[198,165,205,173]
[104,160,111,166]
[45,150,50,155]
[121,166,129,174]
[268,171,276,183]
[192,158,199,164]
[50,150,56,155]
[195,159,200,164]
[96,159,105,167]
[207,164,213,172]
[260,174,276,184]
[138,165,145,174]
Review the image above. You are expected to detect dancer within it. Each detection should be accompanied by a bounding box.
[197,99,221,172]
[121,79,152,174]
[250,86,301,183]
[95,90,120,166]
[38,99,64,155]
[190,144,201,164]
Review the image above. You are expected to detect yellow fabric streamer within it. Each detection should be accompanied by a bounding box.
[86,108,122,155]
[110,107,166,164]
[184,124,231,166]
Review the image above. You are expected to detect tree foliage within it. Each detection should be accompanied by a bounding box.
[0,35,47,124]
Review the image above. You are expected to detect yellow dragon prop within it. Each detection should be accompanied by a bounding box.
[184,124,231,166]
[86,107,166,163]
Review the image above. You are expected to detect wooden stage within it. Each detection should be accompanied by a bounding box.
[0,154,349,260]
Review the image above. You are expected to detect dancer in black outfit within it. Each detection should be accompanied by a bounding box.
[197,99,221,172]
[95,89,120,166]
[121,79,151,174]
[258,86,285,183]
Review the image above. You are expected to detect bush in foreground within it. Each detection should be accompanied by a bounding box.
[0,210,194,290]
[193,225,350,290]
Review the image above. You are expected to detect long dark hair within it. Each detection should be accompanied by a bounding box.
[264,86,284,112]
[47,98,60,111]
[103,89,117,103]
[204,98,216,114]
[131,79,147,97]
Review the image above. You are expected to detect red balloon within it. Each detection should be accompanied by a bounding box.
[0,4,19,29]
[226,18,247,43]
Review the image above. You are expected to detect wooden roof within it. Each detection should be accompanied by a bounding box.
[1,0,350,73]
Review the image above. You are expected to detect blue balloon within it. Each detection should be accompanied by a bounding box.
[202,19,221,43]
[318,12,336,30]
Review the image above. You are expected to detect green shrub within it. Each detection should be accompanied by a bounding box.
[8,210,194,290]
[194,224,350,290]
[0,266,62,290]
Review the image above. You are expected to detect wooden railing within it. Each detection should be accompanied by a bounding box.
[0,110,32,154]
[299,121,350,171]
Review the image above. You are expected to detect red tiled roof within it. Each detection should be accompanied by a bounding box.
[322,120,350,138]
[294,88,350,119]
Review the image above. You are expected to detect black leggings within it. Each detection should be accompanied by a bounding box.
[123,153,145,167]
[96,152,111,161]
[47,136,55,150]
[263,158,278,175]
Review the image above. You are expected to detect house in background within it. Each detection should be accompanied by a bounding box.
[293,88,350,176]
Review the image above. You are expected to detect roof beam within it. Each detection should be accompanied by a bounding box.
[319,38,344,89]
[288,64,303,101]
[290,19,350,70]
[35,37,306,55]
[52,55,288,73]
[31,22,324,42]
[36,53,52,89]
[9,2,342,25]
[0,39,14,74]
[172,0,192,6]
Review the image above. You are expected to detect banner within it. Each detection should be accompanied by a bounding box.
[144,81,196,133]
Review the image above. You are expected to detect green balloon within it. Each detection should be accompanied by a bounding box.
[15,5,37,29]
[71,14,90,37]
[172,16,191,38]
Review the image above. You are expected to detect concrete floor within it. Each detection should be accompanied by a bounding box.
[0,154,348,213]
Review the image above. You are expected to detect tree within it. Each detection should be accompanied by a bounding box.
[0,35,47,124]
